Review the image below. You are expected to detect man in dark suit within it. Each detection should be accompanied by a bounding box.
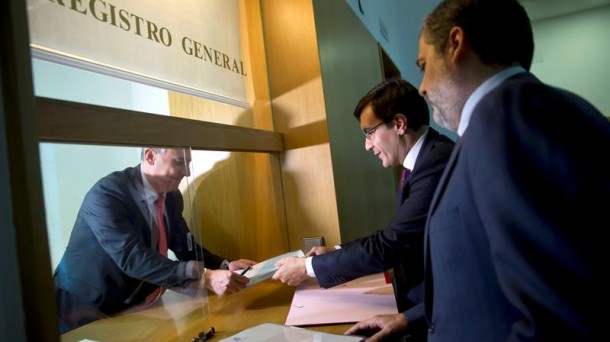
[347,0,610,341]
[272,78,454,340]
[53,147,256,333]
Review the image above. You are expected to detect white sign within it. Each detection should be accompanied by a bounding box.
[27,0,249,107]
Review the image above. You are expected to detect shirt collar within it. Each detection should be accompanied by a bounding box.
[457,66,526,136]
[140,165,161,204]
[403,128,428,170]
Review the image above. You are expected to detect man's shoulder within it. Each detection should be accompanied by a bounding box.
[427,127,455,146]
[414,129,454,173]
[88,165,140,196]
[425,128,455,156]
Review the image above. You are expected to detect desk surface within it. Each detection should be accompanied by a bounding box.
[61,281,353,342]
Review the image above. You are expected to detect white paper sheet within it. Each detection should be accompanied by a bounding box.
[219,323,364,342]
[285,273,398,326]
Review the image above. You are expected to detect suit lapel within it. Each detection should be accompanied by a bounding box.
[428,137,462,214]
[127,165,154,246]
[398,129,440,206]
[423,136,463,319]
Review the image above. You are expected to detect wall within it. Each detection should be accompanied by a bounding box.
[260,0,342,249]
[530,5,610,116]
[343,0,456,139]
[313,0,398,242]
[345,1,610,122]
[167,0,289,262]
[33,59,144,270]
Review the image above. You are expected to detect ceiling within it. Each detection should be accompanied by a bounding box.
[519,0,610,21]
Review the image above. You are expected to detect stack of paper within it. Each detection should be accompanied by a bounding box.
[285,272,397,326]
[235,250,305,287]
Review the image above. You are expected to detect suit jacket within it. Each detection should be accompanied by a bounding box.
[312,128,454,313]
[53,165,225,332]
[422,72,610,340]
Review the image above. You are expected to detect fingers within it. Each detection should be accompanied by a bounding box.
[272,271,308,286]
[345,319,373,336]
[364,331,389,342]
[305,247,318,257]
[207,270,250,295]
[271,257,309,286]
[274,257,288,268]
[224,278,247,294]
[345,314,408,342]
[306,246,334,256]
[229,259,257,271]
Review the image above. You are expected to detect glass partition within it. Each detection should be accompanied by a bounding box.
[42,144,219,339]
[40,141,288,341]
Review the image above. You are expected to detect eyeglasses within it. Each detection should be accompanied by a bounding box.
[362,121,385,140]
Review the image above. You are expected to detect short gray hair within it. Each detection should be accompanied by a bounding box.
[140,147,166,161]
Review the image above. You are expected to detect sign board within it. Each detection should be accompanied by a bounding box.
[27,0,249,107]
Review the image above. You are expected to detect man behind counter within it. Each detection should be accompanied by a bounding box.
[54,147,256,333]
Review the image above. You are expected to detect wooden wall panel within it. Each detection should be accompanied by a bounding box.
[261,0,341,249]
[167,0,289,263]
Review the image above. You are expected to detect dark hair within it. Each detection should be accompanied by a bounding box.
[423,0,534,70]
[353,78,429,129]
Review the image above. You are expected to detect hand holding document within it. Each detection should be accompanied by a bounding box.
[271,254,310,287]
[234,250,304,288]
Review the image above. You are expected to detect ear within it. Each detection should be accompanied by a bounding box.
[143,148,156,165]
[394,114,408,135]
[448,26,468,63]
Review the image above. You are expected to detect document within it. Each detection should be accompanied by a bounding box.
[235,250,304,287]
[285,272,397,326]
[219,323,364,342]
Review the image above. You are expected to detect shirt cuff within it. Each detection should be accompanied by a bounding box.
[184,261,195,278]
[305,256,316,277]
[169,279,200,297]
[184,260,206,279]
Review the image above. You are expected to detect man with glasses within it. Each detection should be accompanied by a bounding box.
[272,78,454,341]
[53,147,257,333]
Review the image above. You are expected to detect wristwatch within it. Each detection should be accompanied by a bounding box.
[220,259,230,270]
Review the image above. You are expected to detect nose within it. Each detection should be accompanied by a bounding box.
[365,138,373,151]
[182,164,191,178]
[419,83,426,97]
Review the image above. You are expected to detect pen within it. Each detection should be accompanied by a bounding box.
[240,266,251,276]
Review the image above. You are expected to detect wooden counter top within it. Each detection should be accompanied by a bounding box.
[61,281,352,342]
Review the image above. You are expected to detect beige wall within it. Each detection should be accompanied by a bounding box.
[261,0,342,249]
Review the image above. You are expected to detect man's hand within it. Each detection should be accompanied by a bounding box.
[344,314,408,342]
[204,269,249,295]
[305,246,336,256]
[271,256,309,286]
[228,259,257,272]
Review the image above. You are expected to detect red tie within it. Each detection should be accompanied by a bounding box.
[142,195,167,306]
[400,167,411,189]
[155,195,167,257]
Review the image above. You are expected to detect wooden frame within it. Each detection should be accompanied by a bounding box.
[36,97,284,152]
